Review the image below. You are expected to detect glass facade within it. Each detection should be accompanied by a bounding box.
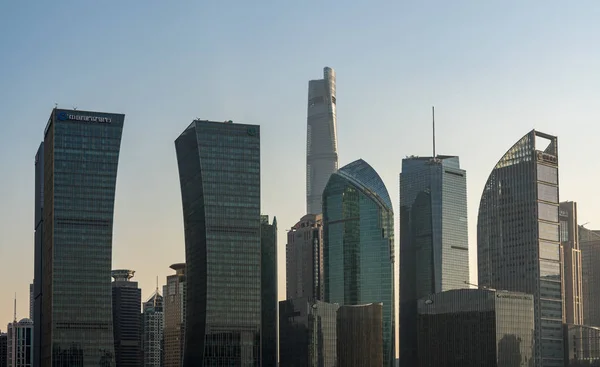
[175,120,261,366]
[565,324,600,366]
[163,264,186,367]
[143,293,163,367]
[337,303,384,367]
[1,332,6,367]
[33,142,44,367]
[323,159,395,367]
[478,130,563,366]
[580,227,600,328]
[7,319,34,367]
[261,215,277,367]
[399,155,469,366]
[286,214,324,301]
[418,289,534,367]
[560,202,583,326]
[111,270,142,367]
[41,108,123,367]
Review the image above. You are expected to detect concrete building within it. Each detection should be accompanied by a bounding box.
[7,319,34,367]
[286,214,324,301]
[306,67,338,215]
[337,303,384,367]
[163,264,185,367]
[399,155,469,365]
[261,215,277,367]
[175,119,261,366]
[560,201,583,325]
[580,226,600,327]
[112,269,142,367]
[478,130,563,366]
[143,291,163,367]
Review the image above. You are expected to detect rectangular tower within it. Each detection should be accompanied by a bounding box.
[580,226,600,327]
[560,201,583,325]
[33,142,43,367]
[163,264,186,367]
[41,108,124,367]
[261,215,277,367]
[286,214,324,300]
[112,270,142,367]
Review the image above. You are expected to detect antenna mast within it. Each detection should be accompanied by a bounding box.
[14,293,17,322]
[432,106,436,158]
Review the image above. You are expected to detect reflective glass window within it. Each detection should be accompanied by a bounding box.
[539,241,559,261]
[537,164,558,184]
[538,183,558,203]
[538,202,558,223]
[540,299,562,319]
[539,222,559,241]
[540,260,560,282]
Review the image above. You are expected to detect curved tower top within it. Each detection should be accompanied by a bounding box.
[336,159,392,210]
[307,66,338,214]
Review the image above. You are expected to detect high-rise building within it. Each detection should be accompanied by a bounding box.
[564,324,600,366]
[580,226,600,327]
[417,289,535,367]
[322,159,395,367]
[0,332,7,367]
[163,264,186,367]
[560,201,583,325]
[7,318,34,367]
[306,66,338,215]
[143,291,163,367]
[337,303,384,367]
[32,142,43,367]
[175,119,261,366]
[112,269,142,367]
[478,130,563,366]
[261,215,277,367]
[28,285,33,322]
[278,298,338,367]
[40,108,123,366]
[286,214,324,300]
[398,155,469,365]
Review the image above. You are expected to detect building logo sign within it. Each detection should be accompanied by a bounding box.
[247,127,257,136]
[57,111,112,123]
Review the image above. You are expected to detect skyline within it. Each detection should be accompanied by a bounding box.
[2,0,600,329]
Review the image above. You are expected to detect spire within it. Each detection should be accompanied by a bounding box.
[432,106,436,158]
[13,293,17,322]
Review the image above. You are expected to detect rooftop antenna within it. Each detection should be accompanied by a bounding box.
[54,103,58,109]
[13,293,16,322]
[432,106,436,158]
[154,276,159,307]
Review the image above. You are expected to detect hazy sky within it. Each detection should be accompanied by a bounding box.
[1,1,600,331]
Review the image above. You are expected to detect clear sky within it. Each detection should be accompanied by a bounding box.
[1,0,600,336]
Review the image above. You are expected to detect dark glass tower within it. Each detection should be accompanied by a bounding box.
[40,108,123,367]
[261,215,277,367]
[175,119,261,366]
[33,142,44,367]
[112,270,142,367]
[322,159,395,367]
[337,304,384,367]
[398,155,469,365]
[478,130,563,367]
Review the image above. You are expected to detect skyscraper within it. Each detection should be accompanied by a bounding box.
[580,226,600,327]
[175,119,261,366]
[286,214,324,300]
[32,142,43,367]
[7,318,34,367]
[337,304,384,367]
[163,264,186,367]
[322,159,395,367]
[306,67,338,215]
[478,130,563,367]
[112,270,142,367]
[28,285,33,322]
[143,291,163,367]
[41,108,124,367]
[261,215,277,367]
[560,201,583,325]
[398,155,469,365]
[0,332,7,367]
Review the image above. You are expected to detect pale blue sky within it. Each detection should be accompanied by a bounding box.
[1,1,600,330]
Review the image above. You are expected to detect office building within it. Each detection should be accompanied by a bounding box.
[399,155,469,365]
[175,119,261,366]
[323,159,395,367]
[417,289,534,367]
[564,324,600,366]
[163,264,185,367]
[478,130,563,366]
[286,214,324,300]
[32,142,43,367]
[580,226,600,327]
[337,303,384,367]
[1,332,7,367]
[560,201,583,325]
[112,269,142,367]
[306,66,338,215]
[143,291,163,367]
[40,108,123,366]
[7,318,34,367]
[28,285,33,322]
[279,298,338,367]
[261,215,277,367]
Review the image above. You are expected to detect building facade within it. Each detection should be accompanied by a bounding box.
[112,270,142,367]
[175,119,261,366]
[564,324,600,366]
[279,298,338,367]
[32,142,43,367]
[261,215,277,367]
[399,155,469,365]
[323,159,395,367]
[478,130,563,366]
[40,108,123,367]
[306,66,338,215]
[580,226,600,327]
[560,201,583,325]
[7,319,34,367]
[1,332,7,367]
[143,291,163,367]
[163,264,186,367]
[286,214,324,301]
[417,289,534,367]
[337,303,384,367]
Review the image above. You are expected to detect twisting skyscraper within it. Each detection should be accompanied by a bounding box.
[307,67,338,215]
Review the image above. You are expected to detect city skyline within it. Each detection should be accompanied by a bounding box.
[2,1,600,336]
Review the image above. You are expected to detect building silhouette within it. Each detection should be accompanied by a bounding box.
[0,332,7,367]
[322,159,395,367]
[112,270,142,367]
[337,303,384,367]
[143,291,163,367]
[286,214,324,301]
[478,130,563,366]
[32,142,43,367]
[306,67,338,215]
[399,155,469,365]
[261,215,277,367]
[175,119,261,366]
[580,226,600,327]
[560,201,583,325]
[40,108,124,367]
[163,264,186,367]
[7,318,34,367]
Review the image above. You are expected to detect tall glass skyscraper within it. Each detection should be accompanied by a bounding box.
[559,201,583,325]
[478,130,563,367]
[112,270,142,367]
[260,215,277,367]
[163,264,186,367]
[322,159,395,367]
[33,142,43,367]
[398,155,469,366]
[307,67,338,215]
[41,108,124,367]
[175,119,261,366]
